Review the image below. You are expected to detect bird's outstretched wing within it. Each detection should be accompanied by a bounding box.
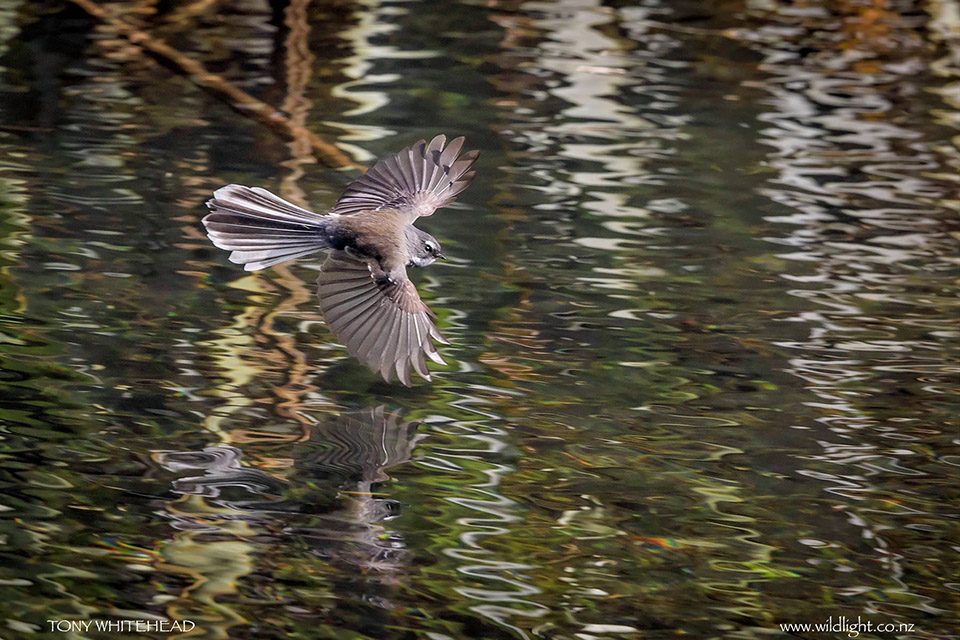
[317,254,448,385]
[332,134,478,222]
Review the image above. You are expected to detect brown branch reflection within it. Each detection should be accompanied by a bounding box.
[67,0,362,169]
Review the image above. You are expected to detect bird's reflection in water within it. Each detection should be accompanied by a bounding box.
[158,446,291,523]
[154,406,425,620]
[287,406,427,578]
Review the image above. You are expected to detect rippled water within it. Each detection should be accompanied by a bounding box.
[0,1,957,638]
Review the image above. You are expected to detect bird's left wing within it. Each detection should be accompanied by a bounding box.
[332,135,478,222]
[317,254,448,385]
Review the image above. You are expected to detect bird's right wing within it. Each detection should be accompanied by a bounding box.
[317,254,448,385]
[332,135,478,222]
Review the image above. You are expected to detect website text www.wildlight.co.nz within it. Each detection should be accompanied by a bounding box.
[779,616,916,638]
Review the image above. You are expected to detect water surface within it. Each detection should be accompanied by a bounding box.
[0,1,957,638]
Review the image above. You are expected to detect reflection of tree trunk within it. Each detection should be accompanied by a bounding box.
[154,6,329,634]
[262,0,325,440]
[280,0,316,204]
[67,0,363,170]
[69,0,342,437]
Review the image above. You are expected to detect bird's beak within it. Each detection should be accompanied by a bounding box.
[437,252,447,260]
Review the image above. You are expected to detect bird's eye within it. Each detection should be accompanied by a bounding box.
[425,242,434,253]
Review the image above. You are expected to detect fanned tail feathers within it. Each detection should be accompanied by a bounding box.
[202,185,332,271]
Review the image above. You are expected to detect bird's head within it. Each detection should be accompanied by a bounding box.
[407,227,445,267]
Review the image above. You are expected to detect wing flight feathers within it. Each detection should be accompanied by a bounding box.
[317,256,446,385]
[332,135,478,221]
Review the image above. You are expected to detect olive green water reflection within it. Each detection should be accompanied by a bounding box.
[0,1,957,638]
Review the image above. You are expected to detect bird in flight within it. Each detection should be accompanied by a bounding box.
[202,135,478,385]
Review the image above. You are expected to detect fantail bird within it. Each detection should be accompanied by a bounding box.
[201,135,478,386]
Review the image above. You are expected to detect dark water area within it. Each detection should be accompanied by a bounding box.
[0,0,958,638]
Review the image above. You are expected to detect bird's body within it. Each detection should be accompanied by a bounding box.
[202,135,478,385]
[328,209,442,280]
